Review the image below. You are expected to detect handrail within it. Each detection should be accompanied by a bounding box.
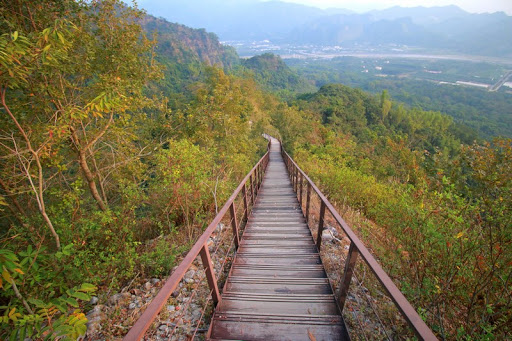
[281,145,437,341]
[124,142,271,340]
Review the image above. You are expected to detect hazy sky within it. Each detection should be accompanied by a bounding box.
[275,0,512,14]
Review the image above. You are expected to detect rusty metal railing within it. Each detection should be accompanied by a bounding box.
[281,146,437,341]
[123,141,271,340]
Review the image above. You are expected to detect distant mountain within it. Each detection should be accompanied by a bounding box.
[139,1,512,58]
[140,15,241,96]
[142,16,239,69]
[241,53,315,93]
[140,0,325,40]
[287,5,512,57]
[289,15,446,47]
[367,5,468,26]
[140,16,313,97]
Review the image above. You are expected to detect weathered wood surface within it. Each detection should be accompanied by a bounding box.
[208,138,349,341]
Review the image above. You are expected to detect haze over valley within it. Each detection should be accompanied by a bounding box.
[140,0,512,59]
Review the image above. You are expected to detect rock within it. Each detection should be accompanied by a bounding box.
[191,309,202,320]
[151,278,161,285]
[89,296,99,305]
[158,324,168,332]
[327,225,339,237]
[172,290,180,297]
[344,245,350,250]
[216,223,225,232]
[167,305,176,312]
[128,302,137,310]
[144,281,152,290]
[322,229,334,243]
[184,270,195,280]
[106,292,131,306]
[185,278,194,284]
[86,305,106,336]
[207,238,215,249]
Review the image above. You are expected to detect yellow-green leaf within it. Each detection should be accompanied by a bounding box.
[2,270,12,283]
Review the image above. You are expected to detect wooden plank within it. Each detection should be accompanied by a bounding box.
[210,313,348,341]
[208,137,347,341]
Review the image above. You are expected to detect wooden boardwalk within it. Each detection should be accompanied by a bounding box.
[208,138,349,340]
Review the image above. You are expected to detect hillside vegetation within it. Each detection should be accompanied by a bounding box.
[0,0,510,340]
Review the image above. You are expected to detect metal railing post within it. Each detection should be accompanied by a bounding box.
[200,245,221,306]
[249,173,255,205]
[254,166,259,195]
[258,163,263,188]
[294,167,299,193]
[316,201,326,250]
[242,184,249,222]
[230,202,240,249]
[305,183,312,222]
[339,243,359,310]
[299,173,304,207]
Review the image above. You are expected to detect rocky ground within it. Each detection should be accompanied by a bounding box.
[85,223,233,341]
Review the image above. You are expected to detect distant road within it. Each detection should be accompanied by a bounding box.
[489,70,512,91]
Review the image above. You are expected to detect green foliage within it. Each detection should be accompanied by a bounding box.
[0,247,96,340]
[283,86,512,338]
[289,56,511,139]
[238,53,315,98]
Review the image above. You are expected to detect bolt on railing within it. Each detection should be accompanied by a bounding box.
[123,142,271,341]
[281,144,437,341]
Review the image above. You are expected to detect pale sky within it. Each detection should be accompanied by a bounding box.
[277,0,512,14]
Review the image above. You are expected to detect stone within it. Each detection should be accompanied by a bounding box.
[144,281,152,290]
[158,324,168,332]
[128,302,137,310]
[184,270,195,279]
[327,225,339,237]
[86,305,106,336]
[151,278,161,285]
[185,278,194,284]
[167,305,176,312]
[89,296,99,305]
[191,309,202,320]
[322,229,334,243]
[216,223,225,232]
[172,290,180,297]
[106,292,131,306]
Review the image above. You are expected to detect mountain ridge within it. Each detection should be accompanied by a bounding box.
[139,1,512,58]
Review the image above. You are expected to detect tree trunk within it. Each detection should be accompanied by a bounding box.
[78,149,108,211]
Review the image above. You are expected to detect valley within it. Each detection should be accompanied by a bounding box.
[230,40,512,66]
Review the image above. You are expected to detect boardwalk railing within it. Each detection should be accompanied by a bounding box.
[124,142,270,340]
[281,145,437,340]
